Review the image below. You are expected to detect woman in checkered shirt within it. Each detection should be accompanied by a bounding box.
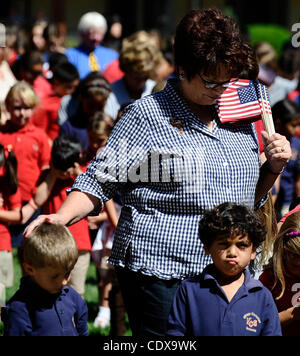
[25,8,291,336]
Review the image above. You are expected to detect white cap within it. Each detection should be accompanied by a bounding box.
[78,12,107,34]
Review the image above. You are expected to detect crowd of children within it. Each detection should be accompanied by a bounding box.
[0,8,299,337]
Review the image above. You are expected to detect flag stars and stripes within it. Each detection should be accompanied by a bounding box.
[216,79,272,123]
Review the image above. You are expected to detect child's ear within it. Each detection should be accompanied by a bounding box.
[204,245,210,256]
[23,262,35,276]
[250,247,257,261]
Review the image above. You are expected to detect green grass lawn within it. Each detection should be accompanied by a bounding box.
[0,249,131,336]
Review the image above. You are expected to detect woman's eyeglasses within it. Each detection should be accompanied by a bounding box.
[198,73,238,89]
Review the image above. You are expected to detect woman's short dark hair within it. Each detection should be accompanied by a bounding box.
[198,202,266,249]
[173,8,250,80]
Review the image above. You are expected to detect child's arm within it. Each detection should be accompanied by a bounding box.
[21,168,57,224]
[21,203,37,224]
[166,284,187,336]
[260,290,283,336]
[34,168,58,207]
[73,162,83,178]
[2,303,33,336]
[24,190,100,237]
[87,200,118,231]
[279,304,300,327]
[87,211,108,230]
[104,199,119,230]
[0,208,21,224]
[74,295,89,336]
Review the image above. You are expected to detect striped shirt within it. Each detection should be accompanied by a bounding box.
[72,79,263,280]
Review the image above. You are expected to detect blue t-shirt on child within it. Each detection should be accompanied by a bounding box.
[2,276,88,336]
[167,265,282,336]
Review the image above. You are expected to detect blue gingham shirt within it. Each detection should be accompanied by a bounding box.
[72,79,263,280]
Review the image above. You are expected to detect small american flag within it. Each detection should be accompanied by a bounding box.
[216,79,272,124]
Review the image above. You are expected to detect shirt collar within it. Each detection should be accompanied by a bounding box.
[2,121,36,134]
[78,44,101,54]
[202,264,263,293]
[163,78,219,138]
[20,276,69,301]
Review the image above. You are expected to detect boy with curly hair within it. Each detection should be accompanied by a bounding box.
[167,202,282,336]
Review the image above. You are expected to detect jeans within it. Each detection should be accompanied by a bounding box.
[115,267,180,337]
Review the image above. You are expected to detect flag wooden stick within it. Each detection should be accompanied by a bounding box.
[259,84,275,136]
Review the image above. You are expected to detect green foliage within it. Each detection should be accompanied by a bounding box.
[6,249,22,301]
[247,23,291,57]
[88,322,111,336]
[65,36,79,49]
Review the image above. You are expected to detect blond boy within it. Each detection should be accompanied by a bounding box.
[2,222,88,336]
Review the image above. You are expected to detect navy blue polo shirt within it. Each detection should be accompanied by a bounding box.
[167,265,282,336]
[2,276,88,336]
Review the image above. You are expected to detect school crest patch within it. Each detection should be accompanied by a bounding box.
[243,312,261,333]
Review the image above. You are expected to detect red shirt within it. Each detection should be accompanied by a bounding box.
[31,94,62,141]
[0,123,51,202]
[102,58,124,84]
[33,75,53,100]
[254,119,265,154]
[7,49,18,67]
[280,204,300,223]
[288,89,300,102]
[42,176,91,251]
[0,188,22,252]
[259,268,300,336]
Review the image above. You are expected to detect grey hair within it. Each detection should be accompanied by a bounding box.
[78,12,107,34]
